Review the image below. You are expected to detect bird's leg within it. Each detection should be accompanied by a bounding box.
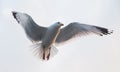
[47,48,51,60]
[42,45,46,60]
[43,51,45,60]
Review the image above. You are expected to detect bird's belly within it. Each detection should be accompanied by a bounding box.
[42,33,57,48]
[42,28,60,48]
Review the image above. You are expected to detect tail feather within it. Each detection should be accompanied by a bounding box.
[31,43,44,59]
[50,45,58,58]
[31,43,58,60]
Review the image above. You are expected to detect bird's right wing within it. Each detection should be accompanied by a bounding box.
[26,24,47,42]
[12,11,48,42]
[56,22,113,43]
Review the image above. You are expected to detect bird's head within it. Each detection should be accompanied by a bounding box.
[49,22,64,30]
[55,22,64,27]
[12,11,31,24]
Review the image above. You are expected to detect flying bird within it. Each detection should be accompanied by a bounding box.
[12,11,113,60]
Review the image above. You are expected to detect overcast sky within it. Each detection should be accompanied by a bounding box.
[0,0,120,72]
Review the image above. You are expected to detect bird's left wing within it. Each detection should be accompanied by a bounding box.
[56,22,113,43]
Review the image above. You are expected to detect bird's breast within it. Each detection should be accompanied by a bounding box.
[42,27,61,48]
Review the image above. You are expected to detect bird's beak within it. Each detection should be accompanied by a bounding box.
[61,24,64,26]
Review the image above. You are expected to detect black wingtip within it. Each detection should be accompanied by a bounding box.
[12,11,17,18]
[94,26,113,36]
[12,11,20,23]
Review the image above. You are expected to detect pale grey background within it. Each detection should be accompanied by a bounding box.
[0,0,120,72]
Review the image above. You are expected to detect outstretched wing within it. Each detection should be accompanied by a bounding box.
[12,11,47,42]
[56,22,113,43]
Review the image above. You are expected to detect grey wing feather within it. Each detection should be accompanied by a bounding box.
[25,23,47,42]
[56,22,113,43]
[33,25,47,41]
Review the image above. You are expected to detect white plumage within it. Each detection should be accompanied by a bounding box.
[12,11,113,60]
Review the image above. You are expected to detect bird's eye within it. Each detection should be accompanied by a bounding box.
[57,22,60,24]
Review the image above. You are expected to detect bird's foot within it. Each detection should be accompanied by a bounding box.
[43,53,45,60]
[47,53,50,60]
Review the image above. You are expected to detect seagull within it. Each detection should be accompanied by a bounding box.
[12,11,113,60]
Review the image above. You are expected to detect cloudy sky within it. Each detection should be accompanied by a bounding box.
[0,0,120,72]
